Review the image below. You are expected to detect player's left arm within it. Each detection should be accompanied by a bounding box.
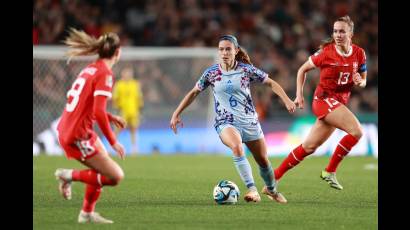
[353,49,367,88]
[353,71,367,88]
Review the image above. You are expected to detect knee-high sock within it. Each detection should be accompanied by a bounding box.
[274,144,309,180]
[82,184,102,213]
[233,156,255,189]
[259,162,276,191]
[326,134,358,173]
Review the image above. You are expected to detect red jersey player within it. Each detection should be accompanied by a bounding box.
[54,28,126,224]
[274,15,368,191]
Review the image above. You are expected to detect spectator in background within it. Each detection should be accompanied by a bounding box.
[113,67,144,153]
[33,0,378,116]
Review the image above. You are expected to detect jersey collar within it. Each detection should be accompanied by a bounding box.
[218,61,238,74]
[334,44,353,57]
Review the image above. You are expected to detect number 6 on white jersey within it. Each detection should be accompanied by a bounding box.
[66,78,86,112]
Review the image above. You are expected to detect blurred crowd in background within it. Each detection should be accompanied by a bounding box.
[33,0,377,122]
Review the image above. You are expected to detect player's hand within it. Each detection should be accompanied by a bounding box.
[112,142,125,160]
[285,99,296,113]
[111,115,126,129]
[170,114,183,134]
[353,73,365,87]
[294,95,304,109]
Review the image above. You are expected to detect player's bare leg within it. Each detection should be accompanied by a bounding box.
[76,138,124,223]
[323,104,363,144]
[220,127,260,202]
[246,139,286,203]
[320,105,363,190]
[301,119,336,155]
[81,138,124,184]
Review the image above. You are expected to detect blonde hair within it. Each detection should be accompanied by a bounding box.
[64,28,120,61]
[235,47,252,65]
[319,15,354,49]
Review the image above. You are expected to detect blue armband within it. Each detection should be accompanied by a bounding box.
[359,63,367,73]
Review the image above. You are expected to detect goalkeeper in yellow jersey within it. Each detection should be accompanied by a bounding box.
[113,67,144,153]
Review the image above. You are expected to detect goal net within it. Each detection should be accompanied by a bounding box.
[33,46,218,154]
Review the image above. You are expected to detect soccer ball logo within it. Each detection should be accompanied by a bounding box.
[213,180,240,205]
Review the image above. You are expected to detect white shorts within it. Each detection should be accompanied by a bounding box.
[215,122,264,143]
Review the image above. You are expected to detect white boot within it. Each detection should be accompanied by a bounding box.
[78,210,114,224]
[54,168,73,200]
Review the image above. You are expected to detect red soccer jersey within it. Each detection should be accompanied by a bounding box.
[57,59,114,143]
[309,44,366,104]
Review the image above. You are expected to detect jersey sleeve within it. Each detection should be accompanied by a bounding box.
[249,65,268,83]
[195,69,211,91]
[94,71,114,98]
[93,95,116,145]
[358,48,367,73]
[309,49,326,67]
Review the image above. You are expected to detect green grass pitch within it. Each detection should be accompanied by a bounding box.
[33,155,377,229]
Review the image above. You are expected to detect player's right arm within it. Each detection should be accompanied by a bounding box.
[93,73,125,159]
[93,95,125,159]
[170,87,201,134]
[295,59,316,109]
[171,67,212,134]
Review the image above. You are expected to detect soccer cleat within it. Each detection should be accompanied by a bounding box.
[78,211,114,224]
[261,186,287,204]
[54,168,73,200]
[320,170,343,190]
[244,189,261,202]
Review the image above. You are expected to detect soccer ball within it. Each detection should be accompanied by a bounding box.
[213,180,240,205]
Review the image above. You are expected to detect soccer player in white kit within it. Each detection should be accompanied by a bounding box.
[171,35,296,203]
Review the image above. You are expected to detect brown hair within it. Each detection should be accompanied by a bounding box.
[64,28,120,60]
[319,15,354,49]
[235,47,252,65]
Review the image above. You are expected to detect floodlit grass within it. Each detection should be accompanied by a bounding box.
[34,155,377,229]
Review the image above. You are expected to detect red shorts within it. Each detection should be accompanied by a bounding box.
[57,131,99,161]
[312,96,342,119]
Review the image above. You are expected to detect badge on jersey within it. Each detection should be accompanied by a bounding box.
[105,75,113,87]
[353,62,358,73]
[226,80,233,94]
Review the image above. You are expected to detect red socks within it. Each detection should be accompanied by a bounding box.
[72,169,116,186]
[82,184,102,213]
[326,134,358,172]
[274,144,309,180]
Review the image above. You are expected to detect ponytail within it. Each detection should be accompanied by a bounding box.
[64,28,120,62]
[235,47,252,65]
[319,37,334,50]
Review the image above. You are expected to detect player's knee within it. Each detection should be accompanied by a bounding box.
[231,144,244,156]
[258,158,270,168]
[302,143,318,154]
[110,169,124,186]
[350,126,363,140]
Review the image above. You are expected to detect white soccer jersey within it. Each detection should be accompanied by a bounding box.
[196,61,268,127]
